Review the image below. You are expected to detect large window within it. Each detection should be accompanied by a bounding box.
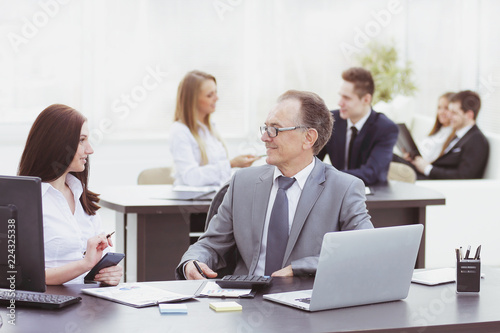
[1,0,499,148]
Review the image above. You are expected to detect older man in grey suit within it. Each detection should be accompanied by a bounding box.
[176,90,373,280]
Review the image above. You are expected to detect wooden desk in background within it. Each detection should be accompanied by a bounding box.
[99,181,445,281]
[7,267,500,332]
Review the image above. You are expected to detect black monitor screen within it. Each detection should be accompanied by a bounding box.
[0,175,45,292]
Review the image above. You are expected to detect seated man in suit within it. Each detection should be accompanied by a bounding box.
[317,67,399,185]
[410,90,489,179]
[176,90,373,280]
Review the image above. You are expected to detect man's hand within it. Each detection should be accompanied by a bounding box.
[185,260,218,280]
[411,156,430,174]
[271,265,293,277]
[403,152,413,162]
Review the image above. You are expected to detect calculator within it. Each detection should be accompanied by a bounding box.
[215,275,273,289]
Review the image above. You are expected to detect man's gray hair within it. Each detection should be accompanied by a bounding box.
[277,90,334,155]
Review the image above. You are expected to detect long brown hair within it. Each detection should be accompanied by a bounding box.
[174,70,224,165]
[428,92,454,136]
[18,104,100,215]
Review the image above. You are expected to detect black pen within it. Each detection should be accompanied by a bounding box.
[474,245,482,260]
[465,245,471,259]
[193,260,207,278]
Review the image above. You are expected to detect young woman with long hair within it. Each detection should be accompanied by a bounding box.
[18,104,123,285]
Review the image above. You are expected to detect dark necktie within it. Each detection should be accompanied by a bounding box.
[348,126,358,169]
[265,176,296,275]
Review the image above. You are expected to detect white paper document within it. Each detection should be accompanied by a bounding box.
[82,283,194,308]
[198,281,253,298]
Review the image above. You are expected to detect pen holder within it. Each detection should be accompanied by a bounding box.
[456,259,480,293]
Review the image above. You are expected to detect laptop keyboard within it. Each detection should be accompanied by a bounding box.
[295,297,311,304]
[0,290,82,309]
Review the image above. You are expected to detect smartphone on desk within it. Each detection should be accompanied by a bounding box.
[84,252,125,283]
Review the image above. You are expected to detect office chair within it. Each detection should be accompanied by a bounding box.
[204,182,238,277]
[387,162,417,183]
[205,182,230,228]
[137,167,209,243]
[137,167,175,185]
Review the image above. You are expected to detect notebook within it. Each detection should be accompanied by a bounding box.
[263,224,423,312]
[81,283,195,308]
[412,267,485,286]
[411,268,455,285]
[396,123,421,158]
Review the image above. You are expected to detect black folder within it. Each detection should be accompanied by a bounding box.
[396,123,421,159]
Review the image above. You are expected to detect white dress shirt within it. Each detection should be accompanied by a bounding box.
[42,174,103,284]
[169,121,231,186]
[345,111,371,169]
[418,126,453,163]
[254,158,316,275]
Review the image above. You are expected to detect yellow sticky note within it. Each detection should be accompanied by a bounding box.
[209,301,242,312]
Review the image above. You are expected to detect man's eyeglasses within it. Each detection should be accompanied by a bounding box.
[260,125,306,138]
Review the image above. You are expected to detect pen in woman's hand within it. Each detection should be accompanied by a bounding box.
[84,232,115,256]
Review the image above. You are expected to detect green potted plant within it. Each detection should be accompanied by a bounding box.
[356,41,417,122]
[357,41,417,104]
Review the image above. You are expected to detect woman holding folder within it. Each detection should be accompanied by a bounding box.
[18,104,123,285]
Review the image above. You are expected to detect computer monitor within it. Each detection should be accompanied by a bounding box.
[0,175,46,292]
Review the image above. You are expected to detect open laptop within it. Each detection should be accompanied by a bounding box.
[396,123,421,158]
[263,224,423,312]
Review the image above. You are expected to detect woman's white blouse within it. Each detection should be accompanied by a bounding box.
[418,126,453,163]
[42,174,103,284]
[169,121,231,186]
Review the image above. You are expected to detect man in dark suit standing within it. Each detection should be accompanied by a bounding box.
[317,67,398,185]
[411,90,489,179]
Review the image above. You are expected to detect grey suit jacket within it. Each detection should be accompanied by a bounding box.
[175,158,373,279]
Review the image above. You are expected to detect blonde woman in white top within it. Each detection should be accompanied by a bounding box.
[18,104,123,285]
[405,92,455,163]
[169,70,259,186]
[417,92,455,162]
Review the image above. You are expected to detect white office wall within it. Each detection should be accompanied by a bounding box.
[2,0,500,271]
[1,0,499,185]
